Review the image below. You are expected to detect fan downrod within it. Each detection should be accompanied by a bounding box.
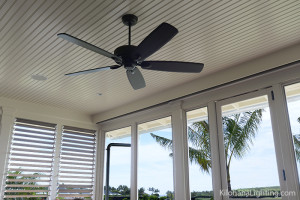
[122,14,138,47]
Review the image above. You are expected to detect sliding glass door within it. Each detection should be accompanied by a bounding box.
[104,126,131,200]
[138,116,174,200]
[284,82,300,184]
[186,107,213,199]
[216,90,285,199]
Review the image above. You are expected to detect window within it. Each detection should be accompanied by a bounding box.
[1,119,97,200]
[138,117,174,200]
[186,107,213,199]
[3,118,57,199]
[284,82,300,183]
[104,126,131,200]
[57,126,97,199]
[219,95,281,199]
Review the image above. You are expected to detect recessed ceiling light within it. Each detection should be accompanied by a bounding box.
[31,74,47,81]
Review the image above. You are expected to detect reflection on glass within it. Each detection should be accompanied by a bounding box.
[186,107,213,199]
[104,126,131,200]
[138,116,174,200]
[221,95,281,199]
[285,82,300,183]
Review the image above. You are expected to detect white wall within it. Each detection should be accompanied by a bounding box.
[0,96,94,127]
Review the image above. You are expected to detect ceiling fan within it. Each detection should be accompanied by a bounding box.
[58,14,204,90]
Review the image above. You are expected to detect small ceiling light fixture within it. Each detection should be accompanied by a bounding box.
[31,74,47,81]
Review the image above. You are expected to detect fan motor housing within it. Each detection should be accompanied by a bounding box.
[114,45,140,69]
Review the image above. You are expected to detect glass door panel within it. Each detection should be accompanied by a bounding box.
[219,95,282,199]
[138,116,174,200]
[186,107,213,199]
[284,82,300,183]
[104,126,131,200]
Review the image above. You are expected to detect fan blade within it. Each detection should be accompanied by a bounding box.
[126,67,146,90]
[65,65,121,76]
[141,61,204,73]
[58,33,122,63]
[137,23,178,61]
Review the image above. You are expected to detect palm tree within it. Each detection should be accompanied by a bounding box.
[293,117,300,162]
[151,109,263,192]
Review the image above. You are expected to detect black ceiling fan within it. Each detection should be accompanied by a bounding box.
[58,14,204,90]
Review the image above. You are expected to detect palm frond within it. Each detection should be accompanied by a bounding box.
[188,121,210,152]
[226,109,263,166]
[188,146,211,173]
[223,114,242,158]
[293,135,300,162]
[294,118,300,163]
[150,133,173,151]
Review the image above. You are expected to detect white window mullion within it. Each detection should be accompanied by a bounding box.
[208,101,223,200]
[49,124,63,199]
[95,127,105,200]
[0,107,16,199]
[130,122,138,200]
[215,100,229,200]
[271,84,300,200]
[171,105,190,200]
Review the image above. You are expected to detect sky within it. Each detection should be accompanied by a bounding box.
[104,94,300,196]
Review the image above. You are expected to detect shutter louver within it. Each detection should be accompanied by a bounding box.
[57,126,96,199]
[3,118,56,199]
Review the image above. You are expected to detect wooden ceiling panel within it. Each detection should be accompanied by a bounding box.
[0,0,299,114]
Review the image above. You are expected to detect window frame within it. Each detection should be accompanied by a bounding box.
[215,88,286,200]
[103,125,132,200]
[97,62,300,200]
[275,82,300,197]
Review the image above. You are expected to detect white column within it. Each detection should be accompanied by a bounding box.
[215,101,229,200]
[208,102,223,200]
[95,127,106,200]
[0,106,16,198]
[49,123,63,199]
[131,123,138,200]
[171,103,190,200]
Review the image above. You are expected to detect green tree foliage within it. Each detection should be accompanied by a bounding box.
[165,190,174,199]
[138,187,145,196]
[5,171,48,200]
[151,109,263,192]
[149,194,159,200]
[104,185,130,196]
[117,185,130,195]
[148,187,160,194]
[139,193,150,200]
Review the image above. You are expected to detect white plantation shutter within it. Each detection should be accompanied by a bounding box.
[3,118,57,199]
[57,126,97,199]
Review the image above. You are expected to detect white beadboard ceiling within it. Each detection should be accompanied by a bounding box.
[0,0,299,115]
